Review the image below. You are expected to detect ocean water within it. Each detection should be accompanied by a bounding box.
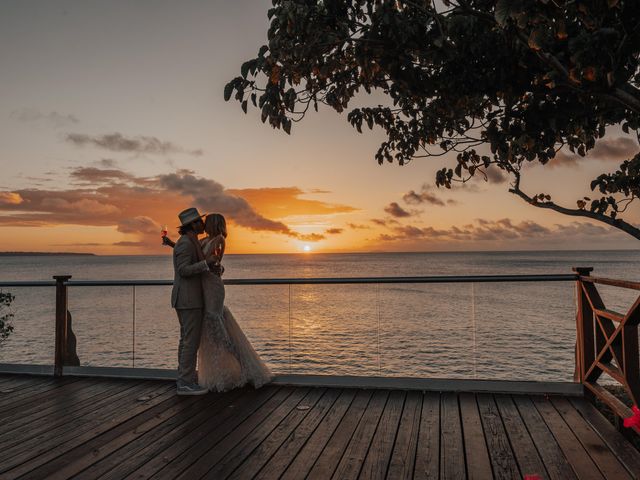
[0,250,638,382]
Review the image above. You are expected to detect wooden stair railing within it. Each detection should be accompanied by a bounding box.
[574,267,640,436]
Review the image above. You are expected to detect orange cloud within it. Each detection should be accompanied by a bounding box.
[0,192,23,206]
[227,187,357,219]
[0,167,358,250]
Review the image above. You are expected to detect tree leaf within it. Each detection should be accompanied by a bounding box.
[223,82,234,102]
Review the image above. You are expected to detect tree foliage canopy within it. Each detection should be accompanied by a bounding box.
[226,0,640,238]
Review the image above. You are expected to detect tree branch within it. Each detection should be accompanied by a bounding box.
[509,185,640,240]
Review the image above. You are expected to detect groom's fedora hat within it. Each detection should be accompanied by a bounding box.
[178,207,206,227]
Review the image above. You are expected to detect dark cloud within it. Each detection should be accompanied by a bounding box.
[384,202,414,218]
[51,243,107,247]
[97,159,118,168]
[347,223,370,230]
[402,185,446,206]
[116,216,159,235]
[113,241,146,247]
[325,228,343,234]
[298,233,326,241]
[484,166,509,184]
[10,108,79,127]
[158,172,294,235]
[65,132,203,156]
[370,218,400,226]
[375,218,621,244]
[70,167,134,183]
[550,137,638,168]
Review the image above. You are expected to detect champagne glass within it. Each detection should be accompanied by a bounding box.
[160,224,168,245]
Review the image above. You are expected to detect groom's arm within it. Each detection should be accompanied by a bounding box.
[175,238,209,277]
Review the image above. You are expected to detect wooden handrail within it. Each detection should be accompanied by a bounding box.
[574,267,640,436]
[579,275,640,291]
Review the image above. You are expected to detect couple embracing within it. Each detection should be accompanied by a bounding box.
[168,207,272,395]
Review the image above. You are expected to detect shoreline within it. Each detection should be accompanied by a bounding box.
[0,252,96,257]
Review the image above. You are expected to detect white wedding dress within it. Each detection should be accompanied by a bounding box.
[197,237,272,392]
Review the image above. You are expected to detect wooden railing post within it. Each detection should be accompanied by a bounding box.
[573,267,594,386]
[54,275,72,377]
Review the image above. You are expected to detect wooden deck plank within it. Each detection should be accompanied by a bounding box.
[495,394,548,479]
[1,382,174,479]
[132,385,283,480]
[329,389,389,480]
[226,388,329,479]
[459,392,493,480]
[36,395,204,480]
[19,384,187,480]
[65,388,244,480]
[0,379,144,453]
[163,386,299,479]
[0,377,76,409]
[533,396,606,480]
[306,389,373,480]
[0,380,156,457]
[0,375,637,480]
[477,393,520,480]
[386,390,422,480]
[0,376,105,423]
[551,397,633,480]
[414,391,439,480]
[0,377,119,430]
[358,390,405,480]
[196,387,311,480]
[570,397,640,478]
[440,392,467,480]
[255,388,344,480]
[513,395,577,480]
[279,388,357,480]
[0,375,46,390]
[0,379,142,450]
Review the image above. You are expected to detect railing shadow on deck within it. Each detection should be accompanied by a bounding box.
[0,267,638,439]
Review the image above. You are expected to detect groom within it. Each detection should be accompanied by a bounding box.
[171,207,220,395]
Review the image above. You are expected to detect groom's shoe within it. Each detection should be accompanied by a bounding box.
[176,382,208,396]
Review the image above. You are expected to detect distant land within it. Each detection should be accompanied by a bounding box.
[0,252,96,256]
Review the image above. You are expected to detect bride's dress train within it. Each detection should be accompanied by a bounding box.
[197,249,272,392]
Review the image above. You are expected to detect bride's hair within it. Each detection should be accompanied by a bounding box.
[205,213,227,238]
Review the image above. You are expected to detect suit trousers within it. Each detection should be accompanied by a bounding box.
[176,307,203,385]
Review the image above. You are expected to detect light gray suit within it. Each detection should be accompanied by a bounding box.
[172,235,209,385]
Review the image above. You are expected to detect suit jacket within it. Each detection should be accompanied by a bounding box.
[171,235,209,309]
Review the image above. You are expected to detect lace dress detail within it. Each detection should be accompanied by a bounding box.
[197,237,272,392]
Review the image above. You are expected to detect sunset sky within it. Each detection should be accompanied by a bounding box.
[1,0,638,254]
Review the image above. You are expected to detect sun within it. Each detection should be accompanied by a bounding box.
[303,245,312,252]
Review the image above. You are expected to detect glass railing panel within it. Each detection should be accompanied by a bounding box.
[67,286,133,367]
[287,284,378,376]
[472,281,575,382]
[378,283,475,379]
[224,284,288,373]
[130,285,175,369]
[0,287,55,365]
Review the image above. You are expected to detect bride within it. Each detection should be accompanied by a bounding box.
[166,213,272,391]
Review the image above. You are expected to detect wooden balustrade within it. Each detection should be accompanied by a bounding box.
[574,267,640,435]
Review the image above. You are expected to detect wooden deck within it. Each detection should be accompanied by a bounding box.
[0,375,638,479]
